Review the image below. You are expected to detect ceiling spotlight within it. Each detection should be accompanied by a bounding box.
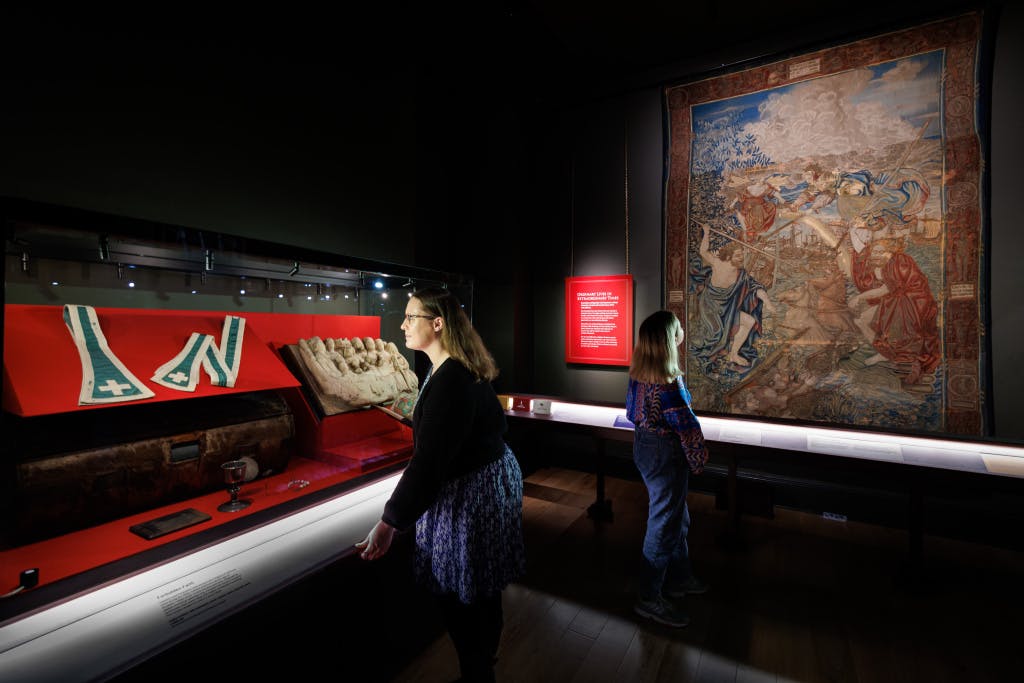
[373,279,383,289]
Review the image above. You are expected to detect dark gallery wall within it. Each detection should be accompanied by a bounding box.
[0,12,423,265]
[988,3,1024,441]
[2,4,1022,441]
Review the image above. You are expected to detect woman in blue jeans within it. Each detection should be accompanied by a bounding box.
[626,310,709,628]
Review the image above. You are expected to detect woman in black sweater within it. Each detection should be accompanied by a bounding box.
[356,287,525,682]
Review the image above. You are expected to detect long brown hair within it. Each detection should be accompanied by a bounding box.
[629,310,682,384]
[412,287,499,382]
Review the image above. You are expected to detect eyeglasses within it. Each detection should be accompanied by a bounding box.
[403,314,436,323]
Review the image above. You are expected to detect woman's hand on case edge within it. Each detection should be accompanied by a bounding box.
[354,520,395,560]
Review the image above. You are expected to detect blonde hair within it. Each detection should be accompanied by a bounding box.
[412,287,499,382]
[629,310,683,384]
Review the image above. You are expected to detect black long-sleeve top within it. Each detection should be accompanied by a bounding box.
[382,358,508,532]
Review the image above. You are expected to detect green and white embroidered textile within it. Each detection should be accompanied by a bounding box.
[152,315,246,391]
[63,304,156,405]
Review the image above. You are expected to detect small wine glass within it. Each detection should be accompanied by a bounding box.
[218,460,252,512]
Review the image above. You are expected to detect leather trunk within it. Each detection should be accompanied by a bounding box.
[2,390,294,545]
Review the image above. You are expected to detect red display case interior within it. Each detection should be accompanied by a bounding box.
[1,305,413,597]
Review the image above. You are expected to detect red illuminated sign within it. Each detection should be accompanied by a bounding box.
[564,275,633,366]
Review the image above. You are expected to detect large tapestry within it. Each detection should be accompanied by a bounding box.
[664,11,990,436]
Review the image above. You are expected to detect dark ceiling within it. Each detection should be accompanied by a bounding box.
[4,1,992,109]
[385,0,991,104]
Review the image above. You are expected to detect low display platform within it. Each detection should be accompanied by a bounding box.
[503,395,1024,555]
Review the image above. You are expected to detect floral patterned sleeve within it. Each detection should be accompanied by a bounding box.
[627,376,708,474]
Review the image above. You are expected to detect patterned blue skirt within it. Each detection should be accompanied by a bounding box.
[414,444,526,604]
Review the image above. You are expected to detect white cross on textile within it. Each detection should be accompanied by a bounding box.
[97,379,133,396]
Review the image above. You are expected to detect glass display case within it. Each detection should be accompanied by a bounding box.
[0,198,470,681]
[2,198,472,361]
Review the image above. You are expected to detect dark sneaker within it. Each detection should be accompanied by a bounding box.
[633,596,690,628]
[664,576,709,598]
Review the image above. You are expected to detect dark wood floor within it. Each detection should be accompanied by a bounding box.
[392,467,1024,683]
[112,466,1024,683]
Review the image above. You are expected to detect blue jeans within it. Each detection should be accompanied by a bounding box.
[633,428,692,601]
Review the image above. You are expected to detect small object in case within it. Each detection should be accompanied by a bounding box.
[130,508,212,540]
[532,399,552,415]
[510,396,533,412]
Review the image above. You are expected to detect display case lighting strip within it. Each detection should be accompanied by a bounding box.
[537,400,1024,477]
